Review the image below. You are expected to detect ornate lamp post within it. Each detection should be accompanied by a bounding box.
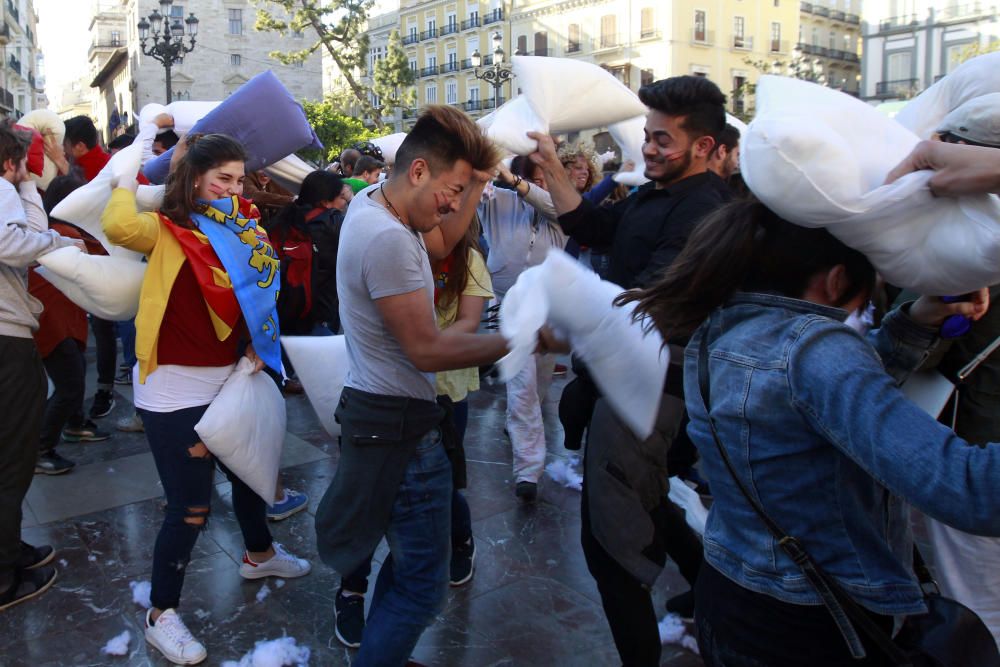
[137,0,199,103]
[470,31,515,108]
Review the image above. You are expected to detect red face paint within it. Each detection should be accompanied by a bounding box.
[208,183,226,197]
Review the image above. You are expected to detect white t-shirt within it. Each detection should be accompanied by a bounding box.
[336,184,436,401]
[133,363,234,412]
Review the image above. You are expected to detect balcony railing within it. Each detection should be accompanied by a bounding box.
[846,13,861,23]
[461,17,480,31]
[0,86,13,111]
[732,35,753,50]
[879,14,920,31]
[640,29,662,40]
[6,0,18,24]
[800,1,813,11]
[691,28,715,45]
[463,100,482,112]
[828,49,860,62]
[420,29,437,40]
[566,41,582,53]
[419,65,438,77]
[28,71,34,89]
[439,61,460,74]
[0,22,10,45]
[531,48,553,56]
[403,33,419,45]
[439,23,458,37]
[483,96,506,109]
[830,10,846,20]
[460,57,474,70]
[875,78,919,98]
[813,5,830,16]
[770,39,789,53]
[8,54,20,76]
[483,8,504,24]
[597,33,622,49]
[938,3,993,20]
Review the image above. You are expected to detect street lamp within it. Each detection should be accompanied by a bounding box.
[471,31,514,108]
[138,0,198,103]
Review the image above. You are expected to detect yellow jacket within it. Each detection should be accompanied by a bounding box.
[102,188,189,384]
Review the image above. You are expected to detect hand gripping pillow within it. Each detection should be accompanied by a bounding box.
[49,123,156,253]
[281,335,348,438]
[895,52,1000,140]
[194,357,286,502]
[143,71,323,184]
[18,110,64,189]
[499,249,668,439]
[35,246,145,320]
[742,75,1000,295]
[479,96,547,156]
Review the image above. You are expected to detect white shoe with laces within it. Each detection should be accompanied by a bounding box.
[238,542,311,580]
[144,608,207,665]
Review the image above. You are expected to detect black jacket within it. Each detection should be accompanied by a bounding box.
[557,171,731,289]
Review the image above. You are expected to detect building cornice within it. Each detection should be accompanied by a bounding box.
[89,47,128,89]
[511,0,614,21]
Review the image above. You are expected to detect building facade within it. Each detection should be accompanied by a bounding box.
[861,0,999,102]
[85,0,324,143]
[1,0,43,119]
[798,0,863,94]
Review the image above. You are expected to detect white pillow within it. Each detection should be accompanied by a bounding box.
[895,52,1000,140]
[499,249,668,439]
[609,115,649,187]
[49,123,156,253]
[372,132,407,165]
[482,56,648,155]
[281,335,348,438]
[19,110,64,191]
[35,246,145,320]
[195,357,286,502]
[742,75,1000,295]
[139,101,221,136]
[264,154,314,195]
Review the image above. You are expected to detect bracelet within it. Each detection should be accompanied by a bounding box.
[512,175,523,191]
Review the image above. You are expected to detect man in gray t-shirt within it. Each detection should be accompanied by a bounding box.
[337,184,436,401]
[319,106,513,665]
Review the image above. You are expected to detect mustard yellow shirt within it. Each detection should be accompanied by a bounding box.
[435,248,493,402]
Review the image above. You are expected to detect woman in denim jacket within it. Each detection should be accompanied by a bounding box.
[621,198,994,666]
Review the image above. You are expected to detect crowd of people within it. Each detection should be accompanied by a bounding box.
[2,72,1000,667]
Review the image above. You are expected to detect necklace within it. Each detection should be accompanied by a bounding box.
[379,183,406,226]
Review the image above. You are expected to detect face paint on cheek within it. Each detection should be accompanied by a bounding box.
[207,183,226,197]
[663,149,688,162]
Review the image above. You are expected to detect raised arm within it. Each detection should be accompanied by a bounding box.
[102,188,161,255]
[424,167,495,260]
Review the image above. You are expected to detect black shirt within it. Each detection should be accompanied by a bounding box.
[558,170,731,288]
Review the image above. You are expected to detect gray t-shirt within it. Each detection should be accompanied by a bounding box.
[337,185,436,401]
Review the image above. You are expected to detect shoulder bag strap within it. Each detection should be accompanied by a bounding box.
[697,324,911,665]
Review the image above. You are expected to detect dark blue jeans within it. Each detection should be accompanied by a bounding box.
[117,319,136,368]
[139,404,272,611]
[354,428,452,667]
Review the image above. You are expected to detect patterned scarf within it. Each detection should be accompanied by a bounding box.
[164,196,282,373]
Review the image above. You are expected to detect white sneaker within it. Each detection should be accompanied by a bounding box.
[144,608,207,665]
[238,542,311,580]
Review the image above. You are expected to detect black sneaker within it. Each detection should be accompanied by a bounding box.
[665,589,695,622]
[17,542,55,570]
[334,589,365,648]
[0,566,57,612]
[35,450,75,475]
[450,538,476,587]
[62,419,111,443]
[89,389,115,419]
[515,481,537,502]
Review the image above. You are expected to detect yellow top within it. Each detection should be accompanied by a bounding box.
[435,248,493,402]
[101,188,189,384]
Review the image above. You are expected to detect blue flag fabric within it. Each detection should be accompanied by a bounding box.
[193,196,282,374]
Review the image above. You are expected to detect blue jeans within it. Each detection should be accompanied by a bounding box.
[117,318,137,368]
[354,428,452,667]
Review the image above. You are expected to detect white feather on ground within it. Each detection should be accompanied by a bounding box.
[101,630,131,656]
[129,580,151,609]
[658,613,700,655]
[545,457,583,491]
[256,583,271,603]
[220,636,311,667]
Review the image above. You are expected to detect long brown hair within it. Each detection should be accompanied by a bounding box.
[434,216,488,311]
[160,133,247,227]
[617,198,876,340]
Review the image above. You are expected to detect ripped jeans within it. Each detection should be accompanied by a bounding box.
[139,405,272,611]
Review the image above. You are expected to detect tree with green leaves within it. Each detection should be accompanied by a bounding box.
[255,1,415,130]
[372,30,415,118]
[298,98,384,165]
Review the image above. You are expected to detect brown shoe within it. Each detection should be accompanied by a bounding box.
[283,378,304,395]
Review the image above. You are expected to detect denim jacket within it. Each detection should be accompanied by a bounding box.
[684,292,1000,616]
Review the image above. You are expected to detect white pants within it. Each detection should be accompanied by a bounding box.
[925,515,1000,649]
[506,352,556,483]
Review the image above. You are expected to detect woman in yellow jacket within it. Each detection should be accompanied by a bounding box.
[102,133,310,665]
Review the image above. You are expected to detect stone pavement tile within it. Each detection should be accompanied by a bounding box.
[207,483,319,563]
[0,610,149,667]
[26,452,164,525]
[280,431,331,469]
[273,459,339,518]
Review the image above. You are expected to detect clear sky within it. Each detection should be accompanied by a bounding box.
[36,0,93,109]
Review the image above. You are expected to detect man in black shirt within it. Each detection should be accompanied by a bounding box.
[529,76,730,666]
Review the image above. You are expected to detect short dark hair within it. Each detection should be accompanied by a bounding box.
[42,174,87,216]
[0,121,30,169]
[713,124,741,155]
[395,105,500,175]
[64,115,99,150]
[638,76,727,140]
[107,134,136,151]
[355,155,384,175]
[154,130,179,150]
[338,148,361,170]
